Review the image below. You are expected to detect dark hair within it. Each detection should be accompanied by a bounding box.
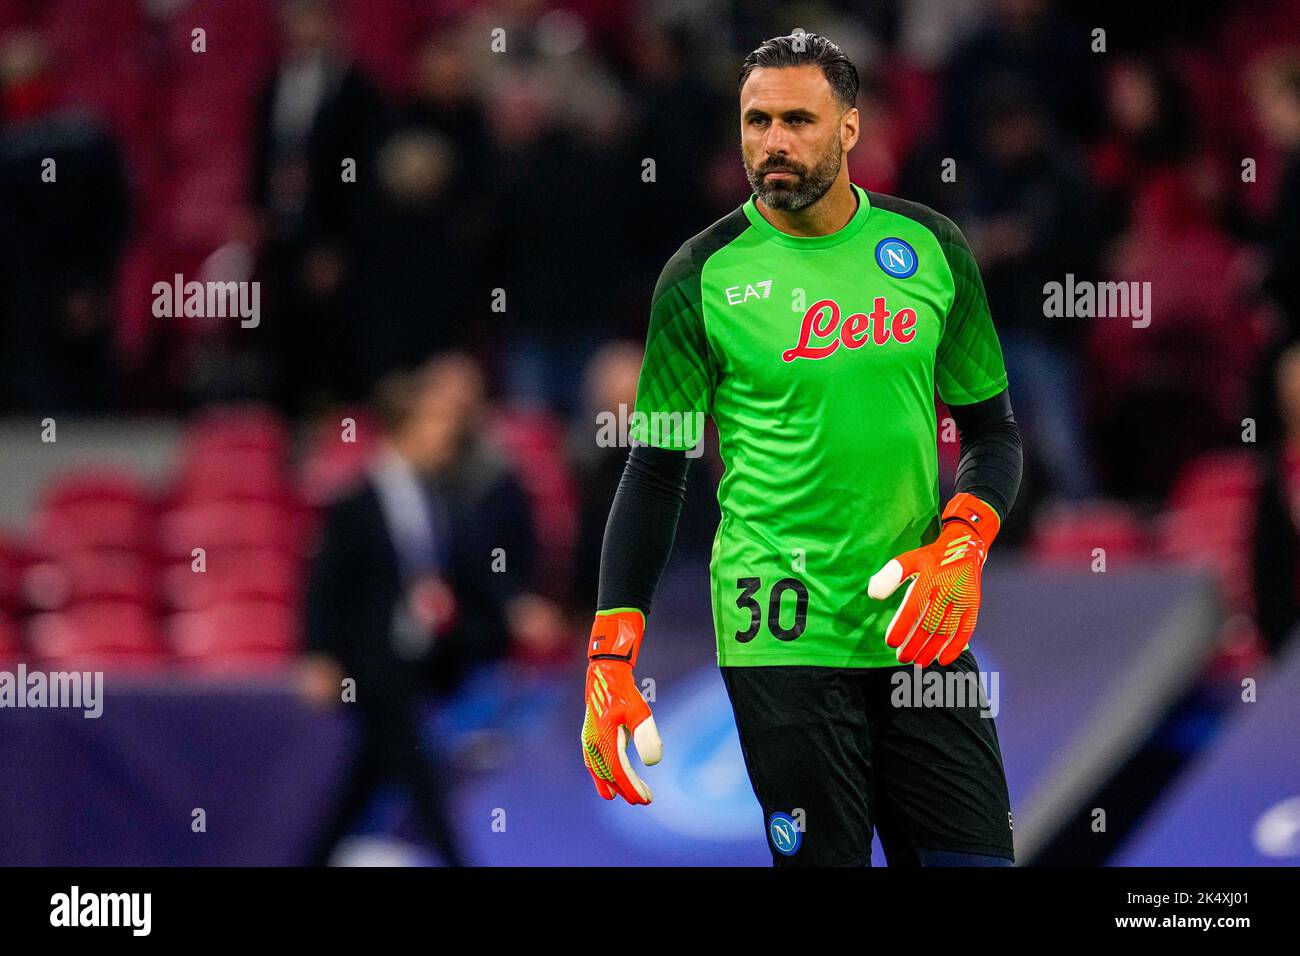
[738,33,859,109]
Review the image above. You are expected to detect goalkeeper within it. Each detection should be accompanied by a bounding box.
[582,33,1024,866]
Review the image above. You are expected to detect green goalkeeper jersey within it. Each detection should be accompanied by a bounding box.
[630,183,1009,667]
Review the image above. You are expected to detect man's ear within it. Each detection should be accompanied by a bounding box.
[841,105,860,152]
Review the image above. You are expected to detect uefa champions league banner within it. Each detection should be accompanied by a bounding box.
[0,562,1222,866]
[1115,634,1300,867]
[454,563,1222,866]
[0,686,354,866]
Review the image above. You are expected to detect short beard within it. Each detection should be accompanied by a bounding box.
[745,142,842,212]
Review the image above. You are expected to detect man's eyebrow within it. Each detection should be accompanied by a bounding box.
[743,106,820,121]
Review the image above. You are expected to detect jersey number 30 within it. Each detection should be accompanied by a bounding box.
[735,577,809,643]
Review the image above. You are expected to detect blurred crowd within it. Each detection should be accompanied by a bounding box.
[2,0,1300,656]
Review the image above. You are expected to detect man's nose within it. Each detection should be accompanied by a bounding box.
[763,122,792,154]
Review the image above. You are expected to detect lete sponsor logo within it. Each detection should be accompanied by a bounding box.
[782,296,917,362]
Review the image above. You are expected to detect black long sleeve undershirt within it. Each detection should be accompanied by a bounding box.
[596,387,1023,616]
[946,388,1023,523]
[595,443,691,615]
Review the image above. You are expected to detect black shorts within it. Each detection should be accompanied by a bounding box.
[720,648,1014,866]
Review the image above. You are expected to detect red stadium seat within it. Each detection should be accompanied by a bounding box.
[0,533,32,612]
[35,499,154,556]
[182,403,292,462]
[28,601,168,668]
[168,599,300,666]
[157,501,305,560]
[38,467,152,513]
[161,548,299,611]
[1166,450,1260,512]
[1159,451,1263,613]
[1028,500,1153,564]
[22,548,157,611]
[173,449,295,505]
[0,610,20,662]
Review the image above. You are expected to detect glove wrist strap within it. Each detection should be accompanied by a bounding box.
[589,609,645,667]
[941,492,1001,546]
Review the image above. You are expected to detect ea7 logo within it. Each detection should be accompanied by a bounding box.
[725,280,772,305]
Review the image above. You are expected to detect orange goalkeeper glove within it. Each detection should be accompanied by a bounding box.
[581,609,663,805]
[867,493,1001,667]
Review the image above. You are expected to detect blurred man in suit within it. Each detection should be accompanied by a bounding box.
[299,363,509,866]
[422,352,570,663]
[249,0,389,411]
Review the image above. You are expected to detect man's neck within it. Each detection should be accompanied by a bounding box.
[754,173,857,238]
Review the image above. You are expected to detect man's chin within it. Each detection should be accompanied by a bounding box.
[757,184,801,209]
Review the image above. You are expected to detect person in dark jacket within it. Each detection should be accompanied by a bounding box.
[248,0,389,411]
[299,363,508,866]
[422,352,569,661]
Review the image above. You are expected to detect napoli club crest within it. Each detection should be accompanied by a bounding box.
[768,811,802,856]
[875,237,918,279]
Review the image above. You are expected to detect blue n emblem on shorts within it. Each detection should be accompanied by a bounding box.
[768,811,802,856]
